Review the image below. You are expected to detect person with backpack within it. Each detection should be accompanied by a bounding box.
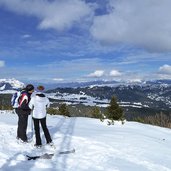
[15,84,34,143]
[11,90,22,110]
[29,85,53,148]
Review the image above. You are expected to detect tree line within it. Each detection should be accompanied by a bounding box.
[1,94,171,128]
[48,96,124,124]
[0,94,124,124]
[134,112,171,128]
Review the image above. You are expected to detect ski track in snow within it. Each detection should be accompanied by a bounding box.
[0,112,171,171]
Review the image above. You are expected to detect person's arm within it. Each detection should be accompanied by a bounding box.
[29,98,34,110]
[46,98,50,108]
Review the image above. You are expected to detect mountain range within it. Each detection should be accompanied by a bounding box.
[0,78,24,91]
[1,78,171,116]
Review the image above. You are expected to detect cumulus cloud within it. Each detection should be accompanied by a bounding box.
[87,70,105,78]
[157,64,171,79]
[0,0,94,31]
[0,60,5,67]
[109,70,122,77]
[159,64,171,74]
[90,0,171,52]
[2,0,171,53]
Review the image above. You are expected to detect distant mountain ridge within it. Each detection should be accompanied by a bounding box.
[1,78,171,91]
[46,80,171,111]
[0,78,24,91]
[44,79,171,88]
[1,78,171,119]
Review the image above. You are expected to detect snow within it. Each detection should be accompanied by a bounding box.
[47,93,149,108]
[0,78,25,89]
[0,90,16,94]
[0,111,171,171]
[47,92,109,107]
[0,84,6,90]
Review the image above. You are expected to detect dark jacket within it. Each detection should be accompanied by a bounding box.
[16,89,32,115]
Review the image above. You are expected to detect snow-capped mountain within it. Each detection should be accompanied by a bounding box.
[0,78,171,122]
[42,79,171,88]
[0,78,25,92]
[41,79,171,109]
[46,80,171,116]
[1,78,171,112]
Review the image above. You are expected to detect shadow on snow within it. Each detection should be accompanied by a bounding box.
[0,116,76,171]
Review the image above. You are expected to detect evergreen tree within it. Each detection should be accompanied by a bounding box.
[59,103,70,117]
[91,106,102,119]
[47,107,59,115]
[106,96,124,124]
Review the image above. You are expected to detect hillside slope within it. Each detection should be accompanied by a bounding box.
[0,111,171,171]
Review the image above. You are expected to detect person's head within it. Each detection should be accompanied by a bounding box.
[26,84,34,93]
[37,85,45,91]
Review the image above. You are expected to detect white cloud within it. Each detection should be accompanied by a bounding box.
[53,78,64,82]
[0,60,5,67]
[159,64,171,74]
[127,78,142,83]
[2,0,171,53]
[156,64,171,79]
[87,70,104,78]
[158,74,171,80]
[109,70,122,77]
[0,0,94,31]
[90,0,171,52]
[21,34,31,39]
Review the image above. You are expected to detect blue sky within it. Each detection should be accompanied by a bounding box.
[0,0,171,84]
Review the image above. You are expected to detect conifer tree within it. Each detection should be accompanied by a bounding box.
[91,106,102,119]
[59,103,70,117]
[47,107,59,115]
[106,96,124,124]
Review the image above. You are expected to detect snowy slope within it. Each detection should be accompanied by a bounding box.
[0,78,25,93]
[0,111,171,171]
[0,78,24,89]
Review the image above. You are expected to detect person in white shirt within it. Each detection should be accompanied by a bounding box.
[29,85,53,147]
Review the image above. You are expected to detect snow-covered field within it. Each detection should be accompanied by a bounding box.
[47,92,149,108]
[47,92,109,107]
[0,111,171,171]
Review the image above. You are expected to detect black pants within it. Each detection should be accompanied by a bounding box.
[33,117,52,145]
[17,112,29,141]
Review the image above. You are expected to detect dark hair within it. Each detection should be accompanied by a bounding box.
[26,84,34,91]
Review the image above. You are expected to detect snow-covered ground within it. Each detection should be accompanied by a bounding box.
[0,111,171,171]
[47,93,149,108]
[47,92,109,107]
